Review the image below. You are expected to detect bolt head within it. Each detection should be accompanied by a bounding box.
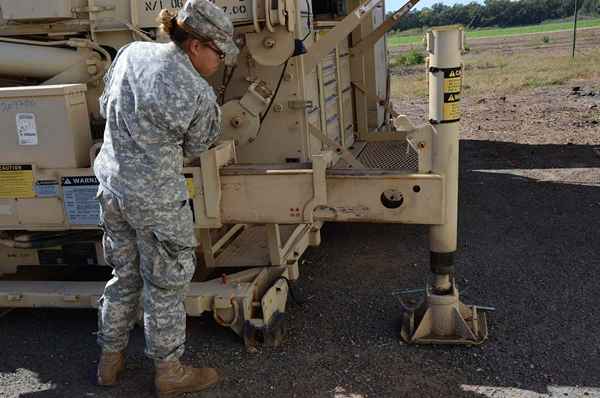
[231,116,242,128]
[263,38,276,48]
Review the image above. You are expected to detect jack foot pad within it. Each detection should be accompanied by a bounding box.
[400,281,488,345]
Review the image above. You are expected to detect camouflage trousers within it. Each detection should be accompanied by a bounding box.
[96,186,197,361]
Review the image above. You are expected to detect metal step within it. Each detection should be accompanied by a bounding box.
[0,278,257,311]
[333,140,419,171]
[0,281,103,308]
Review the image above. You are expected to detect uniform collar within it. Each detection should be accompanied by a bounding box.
[171,42,200,76]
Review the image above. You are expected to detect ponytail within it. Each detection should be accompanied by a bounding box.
[157,9,190,45]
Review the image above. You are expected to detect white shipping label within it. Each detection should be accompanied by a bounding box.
[0,204,15,216]
[16,113,38,146]
[212,0,251,22]
[136,0,251,26]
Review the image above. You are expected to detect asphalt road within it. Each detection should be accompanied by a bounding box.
[2,98,600,397]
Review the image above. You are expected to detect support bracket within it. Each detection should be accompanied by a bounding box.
[400,280,489,345]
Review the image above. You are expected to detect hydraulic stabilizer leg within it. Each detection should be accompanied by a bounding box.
[401,26,488,345]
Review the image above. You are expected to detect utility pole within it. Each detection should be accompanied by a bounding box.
[572,0,579,58]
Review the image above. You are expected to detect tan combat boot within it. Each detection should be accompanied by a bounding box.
[96,351,125,386]
[154,360,219,398]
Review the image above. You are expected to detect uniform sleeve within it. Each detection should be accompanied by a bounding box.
[183,89,222,159]
[99,44,131,119]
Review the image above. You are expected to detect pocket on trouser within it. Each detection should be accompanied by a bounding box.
[148,230,196,290]
[97,188,137,271]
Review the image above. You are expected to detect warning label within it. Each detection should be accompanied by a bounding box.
[443,92,461,122]
[0,164,35,199]
[35,180,59,198]
[443,68,462,93]
[184,173,195,198]
[442,67,462,122]
[62,176,100,225]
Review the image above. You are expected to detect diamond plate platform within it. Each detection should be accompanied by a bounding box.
[358,141,418,170]
[336,141,418,171]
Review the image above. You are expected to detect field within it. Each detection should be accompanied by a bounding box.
[388,17,600,46]
[390,27,600,98]
[1,27,600,398]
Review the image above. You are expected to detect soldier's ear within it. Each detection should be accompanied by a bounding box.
[189,38,205,57]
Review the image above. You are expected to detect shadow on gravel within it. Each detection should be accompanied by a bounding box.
[0,139,599,398]
[461,139,600,170]
[454,139,600,396]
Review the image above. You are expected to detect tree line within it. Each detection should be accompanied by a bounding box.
[392,0,600,31]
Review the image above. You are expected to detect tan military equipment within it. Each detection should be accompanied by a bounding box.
[0,0,488,346]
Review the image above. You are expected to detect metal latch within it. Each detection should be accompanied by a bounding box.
[7,293,23,302]
[63,295,81,303]
[288,100,313,110]
[239,80,273,117]
[72,6,116,13]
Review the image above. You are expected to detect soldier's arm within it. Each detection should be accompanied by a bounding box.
[99,43,132,118]
[183,89,222,159]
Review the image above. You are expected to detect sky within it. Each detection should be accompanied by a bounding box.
[385,0,484,11]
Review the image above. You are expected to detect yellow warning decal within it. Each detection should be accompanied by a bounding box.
[442,67,462,122]
[443,68,463,94]
[184,173,195,198]
[0,164,35,199]
[443,92,461,121]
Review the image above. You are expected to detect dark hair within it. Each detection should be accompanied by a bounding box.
[157,9,210,46]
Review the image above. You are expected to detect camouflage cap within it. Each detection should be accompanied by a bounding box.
[177,0,239,65]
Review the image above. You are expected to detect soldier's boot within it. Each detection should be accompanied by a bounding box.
[97,351,125,386]
[154,360,219,398]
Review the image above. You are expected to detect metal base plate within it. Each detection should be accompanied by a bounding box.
[400,285,489,346]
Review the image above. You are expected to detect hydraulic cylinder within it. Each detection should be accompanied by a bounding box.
[401,26,488,345]
[427,26,464,279]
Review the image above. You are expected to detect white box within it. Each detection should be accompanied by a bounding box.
[0,84,92,169]
[0,0,87,20]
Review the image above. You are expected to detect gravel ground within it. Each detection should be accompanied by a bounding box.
[2,58,600,398]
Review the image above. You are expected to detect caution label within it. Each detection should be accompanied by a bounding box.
[62,176,100,225]
[443,92,461,122]
[0,164,35,199]
[184,173,195,198]
[442,67,462,122]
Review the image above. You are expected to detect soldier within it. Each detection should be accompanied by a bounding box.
[92,0,238,396]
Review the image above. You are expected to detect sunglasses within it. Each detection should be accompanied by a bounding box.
[205,42,225,60]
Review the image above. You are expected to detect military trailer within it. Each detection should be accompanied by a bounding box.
[0,0,487,346]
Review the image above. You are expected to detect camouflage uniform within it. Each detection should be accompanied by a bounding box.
[94,0,238,361]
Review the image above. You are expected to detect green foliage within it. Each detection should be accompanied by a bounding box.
[581,0,600,14]
[391,0,591,32]
[387,18,600,47]
[542,35,550,43]
[391,49,426,67]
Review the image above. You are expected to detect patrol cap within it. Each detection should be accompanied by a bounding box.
[177,0,240,65]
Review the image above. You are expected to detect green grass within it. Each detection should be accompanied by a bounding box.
[391,44,600,98]
[388,18,600,47]
[390,48,426,66]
